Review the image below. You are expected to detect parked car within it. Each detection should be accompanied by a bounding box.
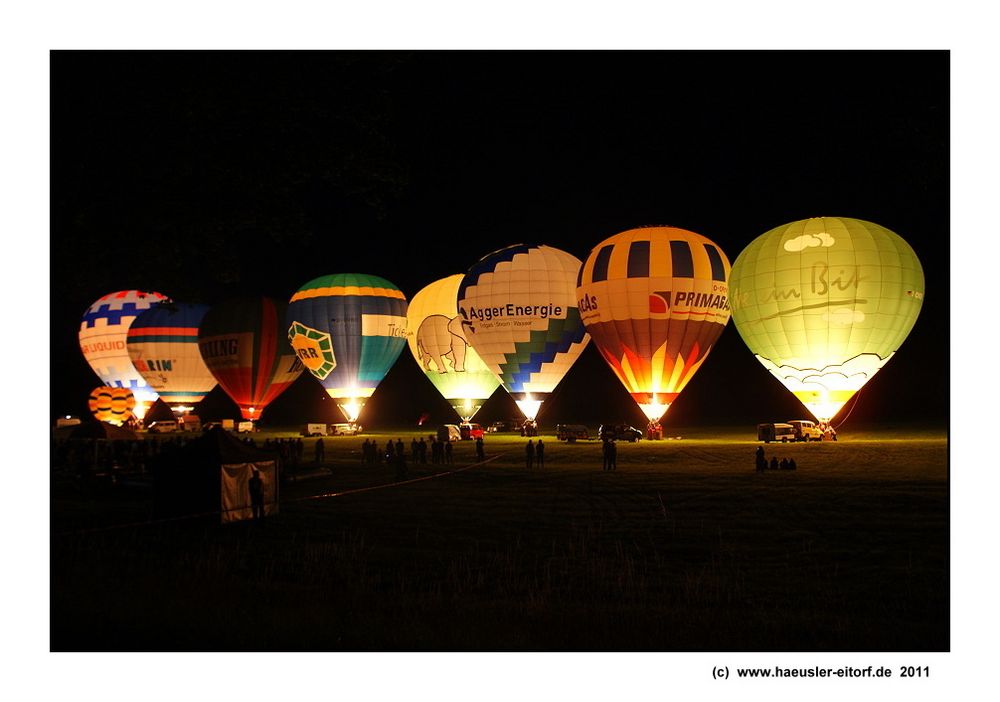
[598,423,642,442]
[556,424,590,442]
[487,419,520,433]
[330,422,362,436]
[459,422,484,440]
[237,421,256,433]
[179,414,201,432]
[787,419,823,442]
[438,424,461,442]
[147,419,179,434]
[757,422,796,443]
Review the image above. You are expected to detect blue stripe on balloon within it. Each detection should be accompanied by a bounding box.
[82,302,146,329]
[457,244,533,302]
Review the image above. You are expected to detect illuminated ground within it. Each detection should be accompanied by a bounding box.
[51,426,948,651]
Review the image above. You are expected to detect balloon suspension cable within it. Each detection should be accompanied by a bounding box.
[832,389,863,430]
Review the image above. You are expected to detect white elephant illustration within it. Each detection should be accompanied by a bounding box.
[417,314,469,373]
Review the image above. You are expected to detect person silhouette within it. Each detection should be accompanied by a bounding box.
[526,440,535,469]
[248,468,265,522]
[536,439,545,468]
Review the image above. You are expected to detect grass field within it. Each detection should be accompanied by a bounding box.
[50,425,948,651]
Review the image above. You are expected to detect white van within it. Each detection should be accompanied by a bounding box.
[757,422,796,443]
[147,419,179,434]
[303,423,328,436]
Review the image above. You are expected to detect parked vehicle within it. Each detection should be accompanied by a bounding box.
[438,424,461,442]
[237,421,256,433]
[330,422,362,436]
[757,422,796,443]
[787,419,823,442]
[459,422,485,440]
[55,416,82,428]
[598,423,642,442]
[147,419,179,434]
[179,414,201,432]
[556,424,590,442]
[487,419,521,433]
[303,423,328,436]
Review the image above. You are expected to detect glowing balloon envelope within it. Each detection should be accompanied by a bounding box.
[88,386,136,425]
[78,290,170,416]
[126,302,217,410]
[576,226,732,422]
[457,244,590,420]
[729,216,925,422]
[286,273,408,422]
[406,275,502,421]
[198,297,304,422]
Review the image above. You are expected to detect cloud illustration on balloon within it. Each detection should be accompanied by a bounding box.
[757,352,893,393]
[783,232,836,252]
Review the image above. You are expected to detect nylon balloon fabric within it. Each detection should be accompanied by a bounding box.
[286,273,408,421]
[728,217,925,422]
[405,274,502,420]
[576,226,732,421]
[126,302,217,406]
[78,290,170,403]
[198,297,304,421]
[457,244,589,419]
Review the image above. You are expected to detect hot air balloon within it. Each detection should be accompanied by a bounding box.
[78,290,170,419]
[87,386,136,425]
[198,297,304,422]
[286,273,408,422]
[126,302,217,412]
[576,226,732,423]
[729,216,925,423]
[457,244,590,421]
[405,275,502,421]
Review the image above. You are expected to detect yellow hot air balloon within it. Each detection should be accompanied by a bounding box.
[729,217,925,422]
[577,226,732,422]
[406,275,502,421]
[88,386,136,426]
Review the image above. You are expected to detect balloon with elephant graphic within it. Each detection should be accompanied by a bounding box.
[457,244,590,421]
[729,216,925,423]
[406,275,503,421]
[78,289,170,418]
[576,226,732,423]
[286,273,408,423]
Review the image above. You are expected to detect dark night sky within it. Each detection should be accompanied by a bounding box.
[50,50,949,429]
